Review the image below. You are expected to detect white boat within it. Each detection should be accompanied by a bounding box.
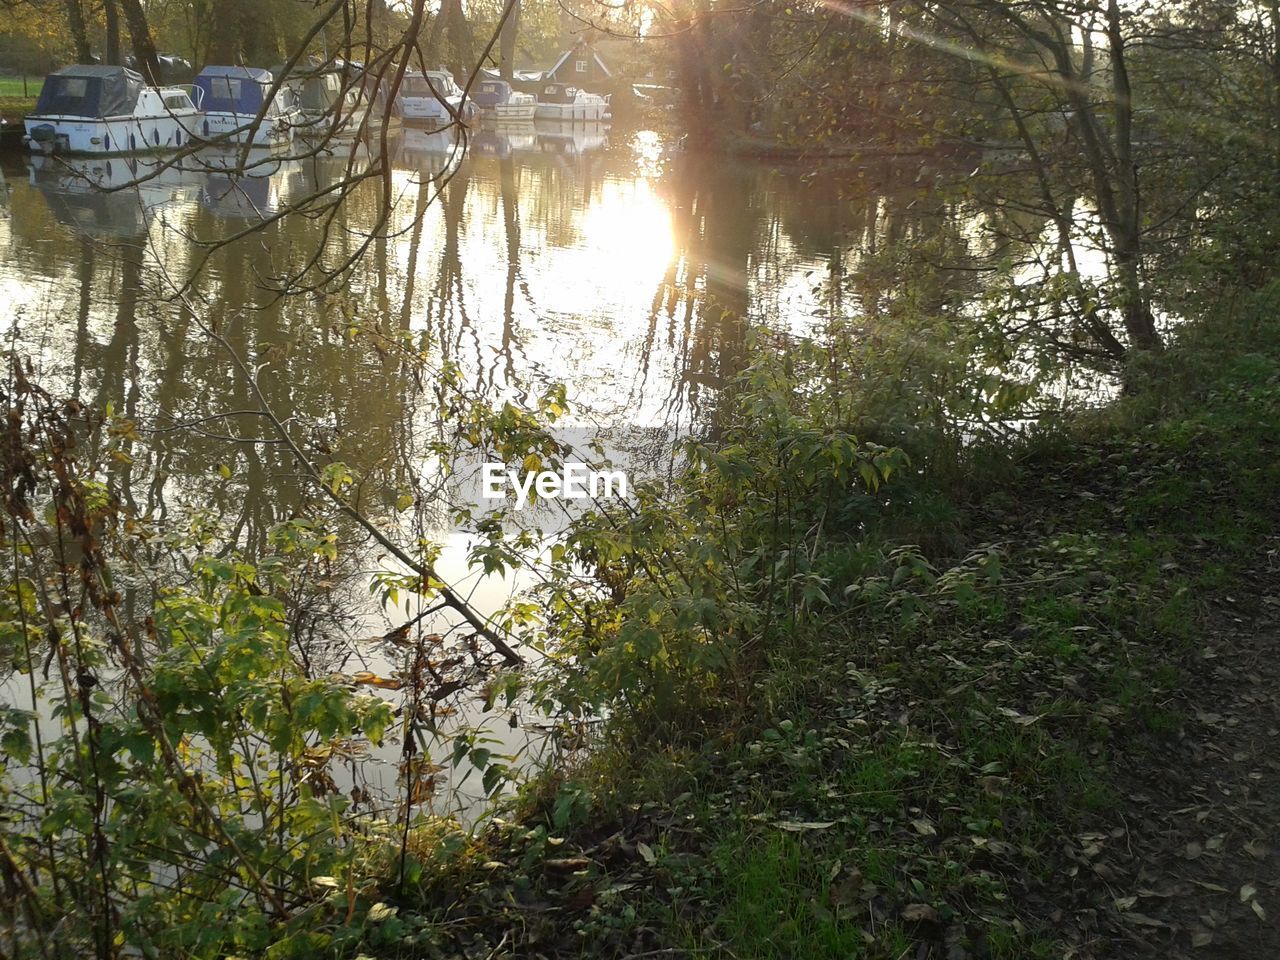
[393,70,475,128]
[473,79,537,122]
[283,68,372,140]
[533,83,611,122]
[190,66,298,146]
[23,65,198,155]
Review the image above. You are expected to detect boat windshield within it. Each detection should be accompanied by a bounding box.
[402,74,455,98]
[540,84,575,104]
[401,77,430,97]
[198,76,267,114]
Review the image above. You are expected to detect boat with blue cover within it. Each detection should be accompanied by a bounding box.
[191,66,298,145]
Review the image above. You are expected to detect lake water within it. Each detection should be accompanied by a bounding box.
[0,123,1046,818]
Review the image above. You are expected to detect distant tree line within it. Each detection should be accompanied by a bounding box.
[0,0,585,83]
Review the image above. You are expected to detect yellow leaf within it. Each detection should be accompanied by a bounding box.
[350,671,403,690]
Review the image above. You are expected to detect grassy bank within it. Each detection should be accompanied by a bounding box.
[344,285,1280,959]
[0,76,40,117]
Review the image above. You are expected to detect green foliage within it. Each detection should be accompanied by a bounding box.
[522,341,908,727]
[0,378,404,958]
[701,830,874,959]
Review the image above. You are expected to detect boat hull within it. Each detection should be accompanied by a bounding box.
[23,113,196,155]
[294,104,366,140]
[397,96,475,127]
[491,102,537,122]
[533,102,610,122]
[194,111,296,146]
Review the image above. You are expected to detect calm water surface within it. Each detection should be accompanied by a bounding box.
[0,124,980,816]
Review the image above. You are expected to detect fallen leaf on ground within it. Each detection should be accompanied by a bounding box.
[1124,913,1169,928]
[901,903,939,922]
[544,858,591,873]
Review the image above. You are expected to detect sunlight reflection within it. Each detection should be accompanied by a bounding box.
[577,177,675,293]
[629,130,666,179]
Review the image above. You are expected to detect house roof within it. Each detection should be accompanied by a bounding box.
[547,44,612,80]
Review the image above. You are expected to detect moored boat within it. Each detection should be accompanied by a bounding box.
[533,83,610,122]
[392,70,475,128]
[191,66,298,145]
[23,65,198,155]
[473,79,537,122]
[281,65,372,140]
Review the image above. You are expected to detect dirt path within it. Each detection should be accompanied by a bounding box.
[1065,584,1280,956]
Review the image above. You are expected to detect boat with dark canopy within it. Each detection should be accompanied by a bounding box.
[23,64,198,155]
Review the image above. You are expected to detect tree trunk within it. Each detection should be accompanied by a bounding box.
[498,0,521,81]
[1104,0,1159,350]
[423,0,473,77]
[1270,0,1280,156]
[209,3,238,65]
[117,0,161,84]
[1007,0,1160,352]
[64,0,92,63]
[673,13,715,142]
[104,0,121,66]
[445,0,475,80]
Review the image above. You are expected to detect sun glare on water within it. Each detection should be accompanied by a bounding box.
[574,177,675,297]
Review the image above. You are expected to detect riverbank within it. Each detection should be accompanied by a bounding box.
[0,76,38,123]
[342,283,1280,959]
[0,86,34,153]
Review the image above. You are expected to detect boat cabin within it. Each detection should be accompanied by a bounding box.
[291,71,343,113]
[538,83,580,105]
[272,59,340,105]
[194,66,285,116]
[399,71,462,101]
[474,80,514,108]
[26,64,197,154]
[33,65,146,120]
